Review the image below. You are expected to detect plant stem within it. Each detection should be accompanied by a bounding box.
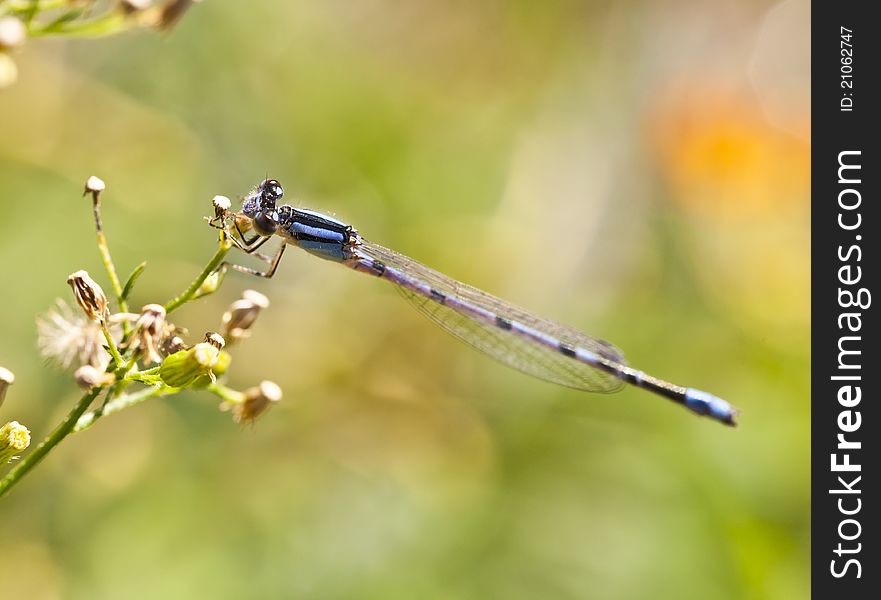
[101,322,125,369]
[75,385,165,432]
[90,191,126,310]
[88,188,133,339]
[28,11,129,39]
[206,381,245,404]
[165,236,231,314]
[124,367,162,386]
[0,387,102,499]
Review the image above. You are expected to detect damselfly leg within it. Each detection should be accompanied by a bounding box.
[221,242,286,279]
[208,202,287,278]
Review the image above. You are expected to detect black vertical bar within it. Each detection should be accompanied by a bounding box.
[813,1,880,596]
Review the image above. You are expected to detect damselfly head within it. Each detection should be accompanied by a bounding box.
[260,179,284,206]
[242,178,280,215]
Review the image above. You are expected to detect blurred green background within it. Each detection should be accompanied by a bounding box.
[0,1,809,599]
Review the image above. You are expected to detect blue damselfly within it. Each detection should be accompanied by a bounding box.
[210,179,738,426]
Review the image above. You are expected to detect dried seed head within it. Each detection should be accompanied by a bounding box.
[74,365,115,390]
[0,366,14,408]
[0,16,26,50]
[228,381,282,424]
[37,300,114,370]
[132,304,167,364]
[0,421,30,464]
[221,290,269,344]
[160,341,221,387]
[67,271,109,322]
[84,175,106,194]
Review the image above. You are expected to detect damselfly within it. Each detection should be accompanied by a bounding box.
[210,179,738,426]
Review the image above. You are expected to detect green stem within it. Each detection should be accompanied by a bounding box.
[28,11,130,39]
[125,369,162,386]
[92,193,126,302]
[0,387,102,499]
[75,385,165,433]
[101,322,125,369]
[205,381,245,404]
[89,189,132,338]
[2,0,63,20]
[165,237,231,314]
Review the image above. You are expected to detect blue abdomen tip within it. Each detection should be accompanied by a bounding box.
[684,388,738,426]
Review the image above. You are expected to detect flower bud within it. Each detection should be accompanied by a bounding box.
[212,195,232,220]
[74,365,115,390]
[0,421,30,464]
[160,334,187,357]
[213,350,232,376]
[228,381,282,424]
[205,332,225,350]
[160,341,221,388]
[84,175,106,194]
[67,270,109,322]
[221,290,269,344]
[196,270,221,297]
[0,366,13,408]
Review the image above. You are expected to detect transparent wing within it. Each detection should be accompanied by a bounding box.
[354,240,626,393]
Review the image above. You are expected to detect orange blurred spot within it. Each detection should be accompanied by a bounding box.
[649,89,809,218]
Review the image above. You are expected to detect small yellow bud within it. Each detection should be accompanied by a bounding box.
[196,270,221,297]
[67,270,109,322]
[0,421,30,464]
[213,350,232,376]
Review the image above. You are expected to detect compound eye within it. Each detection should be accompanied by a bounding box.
[253,211,278,236]
[261,179,284,204]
